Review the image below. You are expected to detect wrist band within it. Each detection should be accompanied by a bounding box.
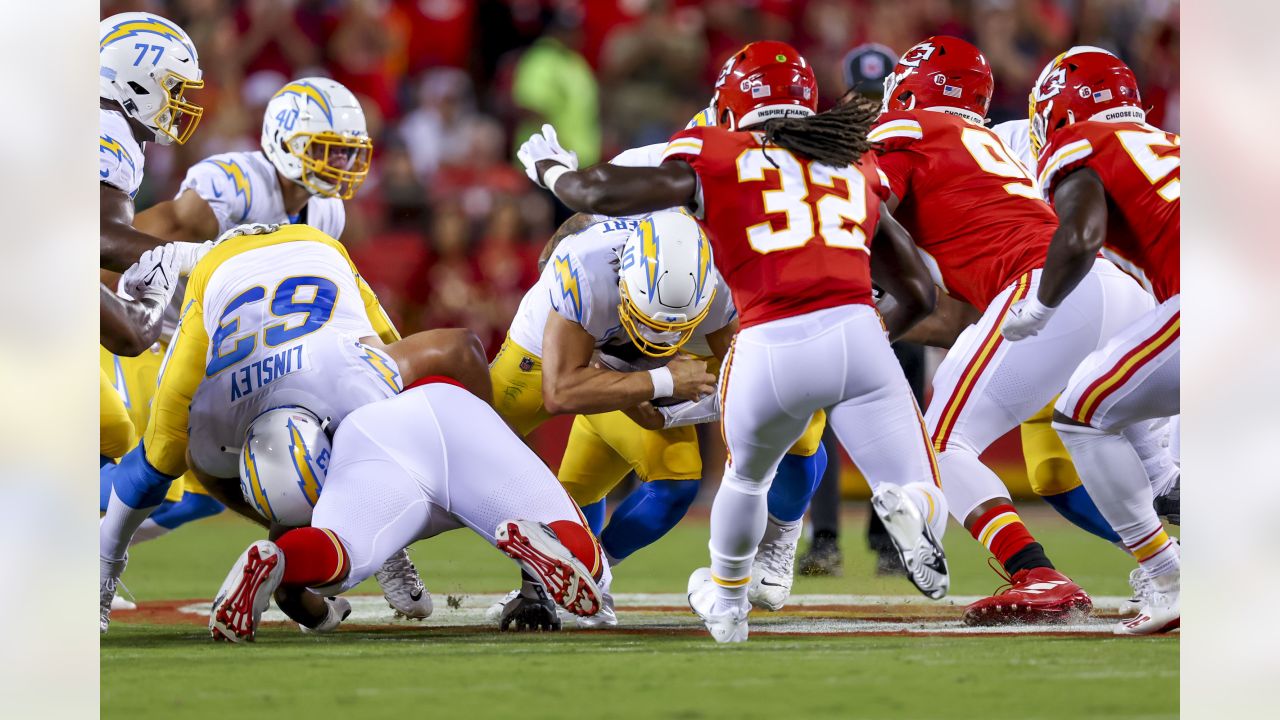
[543,164,571,194]
[649,367,674,399]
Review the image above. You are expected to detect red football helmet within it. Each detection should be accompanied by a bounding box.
[883,36,993,121]
[1029,46,1144,158]
[711,41,818,130]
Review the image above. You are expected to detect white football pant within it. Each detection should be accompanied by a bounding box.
[310,383,603,593]
[710,304,945,606]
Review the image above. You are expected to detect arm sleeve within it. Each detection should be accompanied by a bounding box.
[1036,131,1096,200]
[867,113,926,199]
[142,290,210,478]
[180,159,252,233]
[610,143,667,168]
[99,135,141,195]
[546,248,591,327]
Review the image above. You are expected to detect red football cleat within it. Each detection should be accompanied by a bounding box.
[963,565,1092,626]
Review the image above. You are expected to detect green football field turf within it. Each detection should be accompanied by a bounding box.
[101,505,1178,719]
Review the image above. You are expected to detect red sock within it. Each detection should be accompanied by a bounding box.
[276,527,350,588]
[548,520,603,581]
[969,504,1037,569]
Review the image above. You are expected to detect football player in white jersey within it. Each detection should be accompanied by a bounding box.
[99,224,490,633]
[133,77,369,243]
[209,381,609,642]
[99,12,206,273]
[101,78,375,557]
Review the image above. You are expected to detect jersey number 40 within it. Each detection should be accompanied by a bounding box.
[735,148,870,254]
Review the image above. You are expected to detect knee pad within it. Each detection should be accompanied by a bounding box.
[110,443,178,509]
[149,492,226,530]
[768,443,828,523]
[721,469,771,496]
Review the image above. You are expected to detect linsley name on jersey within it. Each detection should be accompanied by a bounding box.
[227,344,308,402]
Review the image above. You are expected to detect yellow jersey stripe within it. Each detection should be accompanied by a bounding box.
[1037,139,1093,194]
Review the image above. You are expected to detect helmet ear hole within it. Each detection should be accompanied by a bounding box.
[127,81,150,96]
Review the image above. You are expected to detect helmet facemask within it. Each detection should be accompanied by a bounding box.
[617,280,715,358]
[149,71,204,145]
[285,131,373,200]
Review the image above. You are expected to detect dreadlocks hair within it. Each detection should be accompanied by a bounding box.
[761,93,881,168]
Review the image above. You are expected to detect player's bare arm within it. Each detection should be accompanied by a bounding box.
[100,183,167,272]
[541,313,713,415]
[538,212,600,273]
[366,328,493,405]
[535,159,698,218]
[894,291,981,348]
[869,205,937,340]
[620,318,738,431]
[99,283,165,357]
[1037,168,1110,307]
[133,189,221,242]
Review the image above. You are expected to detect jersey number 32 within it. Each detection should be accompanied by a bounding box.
[736,148,870,254]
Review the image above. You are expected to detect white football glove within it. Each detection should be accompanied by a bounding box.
[216,222,281,244]
[517,124,578,189]
[170,240,213,276]
[1000,295,1057,341]
[119,243,180,306]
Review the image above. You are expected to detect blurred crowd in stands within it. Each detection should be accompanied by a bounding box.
[111,0,1180,356]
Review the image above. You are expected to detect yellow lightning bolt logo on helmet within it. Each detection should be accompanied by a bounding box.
[287,420,323,506]
[208,160,252,222]
[100,17,191,53]
[695,225,713,304]
[274,82,334,124]
[640,216,661,297]
[240,432,276,521]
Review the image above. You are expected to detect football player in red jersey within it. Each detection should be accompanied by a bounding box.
[519,40,951,642]
[1005,47,1181,635]
[870,36,1172,626]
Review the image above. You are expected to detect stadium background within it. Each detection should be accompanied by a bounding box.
[105,0,1181,497]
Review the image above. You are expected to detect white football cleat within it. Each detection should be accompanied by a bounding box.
[100,553,128,634]
[1121,567,1153,616]
[871,485,949,599]
[1116,570,1179,635]
[576,570,617,629]
[749,517,801,611]
[299,596,352,635]
[687,567,749,643]
[495,520,602,618]
[375,549,433,620]
[209,541,286,643]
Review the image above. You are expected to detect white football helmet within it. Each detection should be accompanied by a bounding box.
[262,78,373,200]
[618,211,718,358]
[99,12,204,145]
[239,407,332,527]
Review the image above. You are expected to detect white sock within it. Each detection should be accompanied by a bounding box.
[903,482,948,540]
[1056,422,1179,576]
[100,488,160,569]
[1123,420,1179,497]
[129,518,172,546]
[708,468,769,612]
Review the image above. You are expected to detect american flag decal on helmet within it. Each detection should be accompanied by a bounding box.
[942,85,962,99]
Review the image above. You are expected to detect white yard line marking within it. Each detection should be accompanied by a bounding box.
[175,594,1141,635]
